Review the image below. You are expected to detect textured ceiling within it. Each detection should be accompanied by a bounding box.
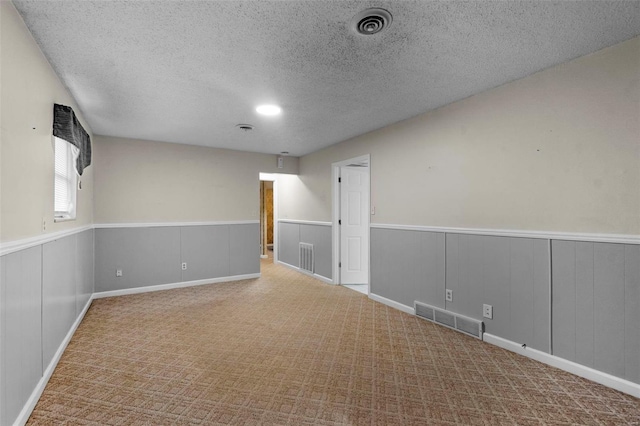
[13,1,640,156]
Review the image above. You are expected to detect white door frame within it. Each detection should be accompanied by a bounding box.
[331,154,370,285]
[259,173,278,264]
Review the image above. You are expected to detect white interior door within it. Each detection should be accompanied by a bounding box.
[339,166,369,284]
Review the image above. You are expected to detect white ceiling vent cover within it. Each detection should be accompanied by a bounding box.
[351,8,392,35]
[414,301,484,339]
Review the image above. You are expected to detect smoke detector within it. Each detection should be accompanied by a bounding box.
[236,124,254,131]
[351,8,392,35]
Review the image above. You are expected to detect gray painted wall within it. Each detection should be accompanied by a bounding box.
[230,224,260,276]
[371,228,445,309]
[0,229,94,426]
[552,240,640,383]
[370,229,550,353]
[43,237,79,367]
[95,227,182,292]
[446,234,550,352]
[1,246,42,426]
[278,222,300,268]
[181,225,230,281]
[370,227,640,385]
[277,222,332,280]
[299,224,332,280]
[95,224,260,292]
[76,230,95,314]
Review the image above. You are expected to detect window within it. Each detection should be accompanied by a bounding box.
[54,136,78,221]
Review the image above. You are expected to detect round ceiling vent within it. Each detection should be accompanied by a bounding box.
[236,124,254,131]
[351,8,392,35]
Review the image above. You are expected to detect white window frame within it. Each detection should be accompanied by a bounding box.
[53,136,78,222]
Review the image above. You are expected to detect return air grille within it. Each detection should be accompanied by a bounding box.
[299,243,314,274]
[456,316,482,337]
[414,301,484,339]
[415,303,434,321]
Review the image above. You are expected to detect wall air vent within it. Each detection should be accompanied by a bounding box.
[414,301,484,339]
[299,243,314,274]
[351,8,392,36]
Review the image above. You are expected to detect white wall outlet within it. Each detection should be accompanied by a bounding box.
[42,219,46,232]
[181,262,187,270]
[445,289,453,302]
[370,205,376,215]
[116,269,123,277]
[483,304,493,319]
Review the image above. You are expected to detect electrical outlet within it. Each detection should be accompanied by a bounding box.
[445,289,453,302]
[42,219,46,232]
[370,206,376,215]
[116,269,123,277]
[483,304,493,319]
[181,262,187,270]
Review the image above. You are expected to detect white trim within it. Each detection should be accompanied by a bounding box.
[368,292,415,315]
[14,296,94,426]
[483,333,640,399]
[94,220,259,229]
[276,260,334,284]
[273,177,279,264]
[0,225,93,256]
[260,254,269,259]
[370,223,640,245]
[260,173,279,263]
[548,239,553,354]
[93,274,261,299]
[277,219,332,227]
[313,273,333,285]
[332,166,341,285]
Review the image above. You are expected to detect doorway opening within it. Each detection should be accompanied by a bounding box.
[332,155,370,294]
[259,173,277,265]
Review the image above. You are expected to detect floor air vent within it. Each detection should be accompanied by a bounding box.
[414,301,483,339]
[299,243,314,274]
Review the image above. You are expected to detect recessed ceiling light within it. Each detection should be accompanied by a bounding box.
[256,105,282,116]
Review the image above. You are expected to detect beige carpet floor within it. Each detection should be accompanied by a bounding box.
[28,257,640,425]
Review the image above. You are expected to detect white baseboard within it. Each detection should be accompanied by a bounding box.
[14,296,94,426]
[312,273,333,284]
[368,293,415,315]
[260,254,268,259]
[93,274,261,299]
[483,333,640,399]
[276,260,334,284]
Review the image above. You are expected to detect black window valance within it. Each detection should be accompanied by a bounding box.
[53,103,92,175]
